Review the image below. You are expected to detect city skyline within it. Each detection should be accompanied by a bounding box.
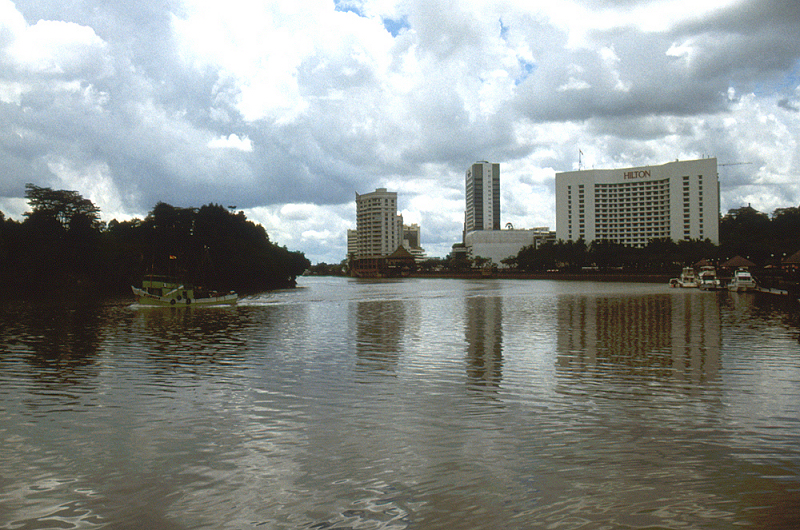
[1,0,799,263]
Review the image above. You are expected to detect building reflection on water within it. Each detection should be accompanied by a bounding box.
[556,293,721,384]
[465,296,503,391]
[353,300,406,374]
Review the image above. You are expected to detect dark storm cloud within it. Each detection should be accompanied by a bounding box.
[1,0,799,262]
[670,0,800,91]
[5,0,325,214]
[778,98,799,112]
[507,0,800,124]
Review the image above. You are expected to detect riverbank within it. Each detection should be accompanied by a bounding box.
[306,270,674,283]
[407,270,673,283]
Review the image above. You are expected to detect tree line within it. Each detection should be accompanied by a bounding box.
[509,205,800,273]
[0,184,310,297]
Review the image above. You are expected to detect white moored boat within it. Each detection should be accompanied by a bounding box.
[727,269,757,292]
[670,267,699,288]
[132,275,238,306]
[698,266,723,290]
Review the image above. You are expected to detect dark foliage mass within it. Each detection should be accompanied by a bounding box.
[510,205,800,273]
[0,185,309,298]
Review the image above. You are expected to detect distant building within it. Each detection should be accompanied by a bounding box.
[403,223,421,248]
[465,161,500,235]
[450,242,469,267]
[347,229,358,260]
[555,158,719,246]
[465,227,555,268]
[355,188,403,259]
[402,223,426,262]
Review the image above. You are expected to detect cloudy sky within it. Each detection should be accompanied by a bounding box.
[1,0,798,262]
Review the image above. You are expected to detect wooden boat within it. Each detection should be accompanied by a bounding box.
[132,275,237,306]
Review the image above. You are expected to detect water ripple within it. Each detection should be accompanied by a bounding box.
[1,280,799,529]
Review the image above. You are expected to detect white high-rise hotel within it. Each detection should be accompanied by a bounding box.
[555,158,719,246]
[355,188,402,259]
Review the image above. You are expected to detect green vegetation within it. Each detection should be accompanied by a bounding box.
[0,185,309,297]
[511,205,800,273]
[305,261,348,276]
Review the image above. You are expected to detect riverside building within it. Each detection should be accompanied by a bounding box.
[402,224,426,262]
[346,229,358,260]
[461,161,555,267]
[465,161,500,234]
[355,188,403,259]
[555,158,719,246]
[465,227,555,267]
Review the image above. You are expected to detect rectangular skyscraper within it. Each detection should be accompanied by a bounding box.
[355,188,402,259]
[465,161,500,234]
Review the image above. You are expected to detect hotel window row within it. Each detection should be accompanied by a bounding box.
[592,179,671,247]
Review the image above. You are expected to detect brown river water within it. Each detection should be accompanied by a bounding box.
[1,277,799,529]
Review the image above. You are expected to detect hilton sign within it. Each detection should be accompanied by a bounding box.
[623,170,651,180]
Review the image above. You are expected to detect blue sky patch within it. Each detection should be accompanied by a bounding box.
[516,60,536,85]
[334,0,364,17]
[383,17,410,37]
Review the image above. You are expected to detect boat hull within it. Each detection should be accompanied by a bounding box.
[670,278,698,288]
[727,269,757,292]
[132,286,238,306]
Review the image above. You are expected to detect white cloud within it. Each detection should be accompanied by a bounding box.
[0,81,26,105]
[557,76,591,91]
[5,18,112,77]
[46,157,141,223]
[1,0,799,264]
[0,197,28,220]
[246,202,356,263]
[666,41,694,62]
[0,0,28,44]
[208,134,253,152]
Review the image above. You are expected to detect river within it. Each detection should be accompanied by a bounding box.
[1,277,799,529]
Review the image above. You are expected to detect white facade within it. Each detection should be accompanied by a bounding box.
[465,161,500,234]
[355,188,402,259]
[465,228,555,267]
[555,158,719,246]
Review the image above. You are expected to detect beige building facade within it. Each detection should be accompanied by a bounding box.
[355,188,403,259]
[556,158,719,246]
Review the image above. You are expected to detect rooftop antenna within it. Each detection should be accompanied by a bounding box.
[578,149,583,170]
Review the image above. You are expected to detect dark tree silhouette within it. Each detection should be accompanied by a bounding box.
[1,188,309,298]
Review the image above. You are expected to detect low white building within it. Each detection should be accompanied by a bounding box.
[465,228,555,267]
